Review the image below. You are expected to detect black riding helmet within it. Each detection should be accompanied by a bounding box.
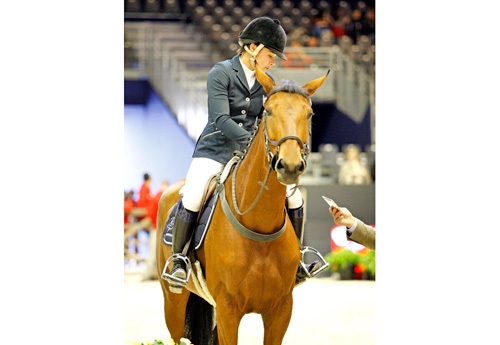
[238,17,287,60]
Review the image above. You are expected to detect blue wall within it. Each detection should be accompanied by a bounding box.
[124,87,195,195]
[310,103,372,152]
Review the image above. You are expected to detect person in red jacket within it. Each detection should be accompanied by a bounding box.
[136,173,153,210]
[124,190,135,227]
[125,174,154,262]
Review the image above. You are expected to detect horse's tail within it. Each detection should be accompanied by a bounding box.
[185,293,218,345]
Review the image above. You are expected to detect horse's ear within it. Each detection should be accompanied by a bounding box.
[301,70,330,97]
[255,63,276,94]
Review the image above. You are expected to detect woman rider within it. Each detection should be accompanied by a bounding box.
[163,17,327,290]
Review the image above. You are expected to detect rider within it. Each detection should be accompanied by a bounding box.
[164,17,327,290]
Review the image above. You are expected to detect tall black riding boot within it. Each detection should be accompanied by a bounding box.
[288,204,328,286]
[288,204,305,245]
[166,201,198,288]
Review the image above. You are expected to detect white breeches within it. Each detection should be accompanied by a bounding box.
[180,157,303,212]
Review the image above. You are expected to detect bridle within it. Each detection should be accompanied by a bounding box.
[262,107,311,170]
[230,93,312,216]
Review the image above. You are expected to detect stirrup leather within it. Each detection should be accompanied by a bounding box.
[161,253,192,286]
[299,246,329,278]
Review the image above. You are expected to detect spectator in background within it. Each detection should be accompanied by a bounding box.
[345,8,367,44]
[311,9,334,46]
[363,7,375,44]
[136,172,153,210]
[125,173,154,260]
[142,180,169,281]
[124,189,146,263]
[304,34,319,48]
[283,31,313,68]
[124,190,135,227]
[124,193,153,259]
[331,5,348,44]
[338,144,372,185]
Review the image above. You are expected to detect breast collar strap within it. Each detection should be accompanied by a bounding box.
[219,182,287,242]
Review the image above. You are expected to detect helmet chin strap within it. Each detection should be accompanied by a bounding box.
[243,43,265,69]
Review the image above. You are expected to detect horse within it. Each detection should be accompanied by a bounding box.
[156,64,330,345]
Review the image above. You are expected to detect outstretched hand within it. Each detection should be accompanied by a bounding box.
[329,205,355,229]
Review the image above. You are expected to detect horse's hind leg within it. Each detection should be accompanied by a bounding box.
[261,295,294,345]
[160,284,191,343]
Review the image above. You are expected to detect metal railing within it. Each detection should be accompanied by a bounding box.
[124,21,375,145]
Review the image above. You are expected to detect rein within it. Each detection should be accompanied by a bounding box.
[215,146,286,242]
[230,117,270,216]
[231,156,272,216]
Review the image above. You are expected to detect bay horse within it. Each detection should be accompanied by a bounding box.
[156,65,330,345]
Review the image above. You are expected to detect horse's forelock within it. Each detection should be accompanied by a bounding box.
[267,79,309,99]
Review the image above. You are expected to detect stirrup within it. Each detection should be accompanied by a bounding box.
[161,254,192,293]
[299,246,329,278]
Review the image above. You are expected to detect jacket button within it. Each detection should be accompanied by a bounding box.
[238,123,243,127]
[245,97,250,101]
[241,110,246,114]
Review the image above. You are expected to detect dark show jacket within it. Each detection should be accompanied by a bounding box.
[193,55,272,164]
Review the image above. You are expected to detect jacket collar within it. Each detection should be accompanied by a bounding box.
[231,55,262,93]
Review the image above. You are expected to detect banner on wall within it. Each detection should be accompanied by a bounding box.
[330,224,376,253]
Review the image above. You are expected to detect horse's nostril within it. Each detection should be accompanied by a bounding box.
[276,159,284,171]
[298,161,306,173]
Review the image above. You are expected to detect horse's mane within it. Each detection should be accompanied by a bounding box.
[267,79,309,99]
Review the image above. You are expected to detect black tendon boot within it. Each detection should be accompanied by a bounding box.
[288,204,329,286]
[163,201,198,292]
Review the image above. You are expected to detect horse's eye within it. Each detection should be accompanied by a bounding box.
[265,108,272,116]
[307,112,315,119]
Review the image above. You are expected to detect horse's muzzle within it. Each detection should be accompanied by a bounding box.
[275,157,306,184]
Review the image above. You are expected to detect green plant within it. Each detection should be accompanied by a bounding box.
[359,250,376,276]
[325,249,375,276]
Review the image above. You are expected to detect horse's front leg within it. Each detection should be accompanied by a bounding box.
[261,293,294,345]
[215,299,244,345]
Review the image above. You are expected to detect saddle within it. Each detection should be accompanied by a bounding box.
[162,154,240,251]
[162,173,218,250]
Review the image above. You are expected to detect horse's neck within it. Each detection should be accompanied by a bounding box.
[228,124,287,229]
